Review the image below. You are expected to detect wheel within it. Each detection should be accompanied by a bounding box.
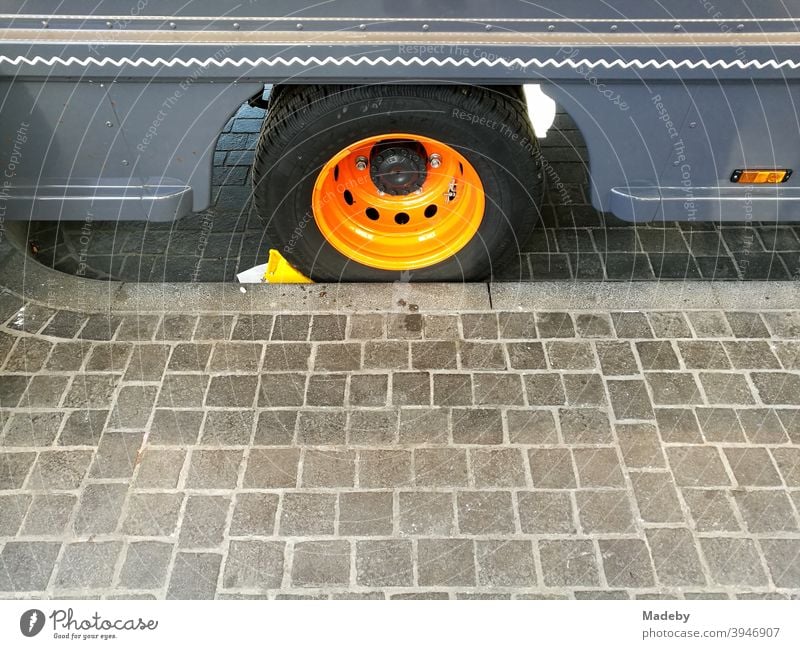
[253,84,543,281]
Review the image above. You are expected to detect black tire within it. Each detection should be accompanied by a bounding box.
[252,84,543,282]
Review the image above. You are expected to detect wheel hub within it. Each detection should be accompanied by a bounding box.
[369,140,428,195]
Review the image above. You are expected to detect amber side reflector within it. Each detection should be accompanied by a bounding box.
[731,169,792,184]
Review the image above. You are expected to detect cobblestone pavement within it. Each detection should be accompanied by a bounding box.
[25,104,800,283]
[1,287,799,599]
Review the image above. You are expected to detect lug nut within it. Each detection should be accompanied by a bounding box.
[355,156,368,171]
[429,154,442,169]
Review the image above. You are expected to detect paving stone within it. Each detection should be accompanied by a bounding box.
[596,341,639,376]
[472,374,524,406]
[0,541,60,591]
[78,314,122,341]
[3,411,62,446]
[575,313,614,338]
[313,343,360,371]
[723,447,782,486]
[157,374,209,407]
[699,413,746,449]
[156,314,197,340]
[723,341,781,369]
[209,342,262,372]
[193,315,234,340]
[116,315,160,341]
[545,341,595,369]
[470,448,526,487]
[536,312,575,338]
[27,450,92,489]
[459,342,506,369]
[629,472,683,523]
[310,315,347,341]
[243,449,299,488]
[412,341,458,370]
[293,541,350,587]
[687,311,732,337]
[655,408,703,443]
[271,313,311,340]
[432,374,472,406]
[304,374,347,407]
[46,341,90,371]
[699,373,755,405]
[348,410,397,445]
[647,312,692,338]
[539,540,600,587]
[43,310,88,338]
[363,342,408,369]
[149,409,204,445]
[646,373,703,405]
[645,528,706,587]
[599,539,655,588]
[301,450,355,488]
[280,493,335,535]
[54,542,121,589]
[528,448,576,488]
[506,342,547,369]
[387,313,423,339]
[0,494,30,536]
[726,312,770,338]
[497,312,538,339]
[774,341,800,369]
[356,540,413,587]
[636,341,680,370]
[350,374,388,406]
[109,385,157,429]
[223,540,285,589]
[187,449,243,488]
[417,539,475,586]
[399,492,454,536]
[457,491,515,534]
[179,495,231,548]
[414,449,468,487]
[118,541,173,589]
[205,375,259,407]
[396,408,445,444]
[771,448,800,486]
[573,448,625,487]
[451,408,503,444]
[391,372,430,406]
[258,373,305,408]
[562,373,607,406]
[700,538,768,587]
[677,341,731,369]
[667,447,731,487]
[201,410,253,445]
[517,491,576,534]
[263,343,312,371]
[124,344,170,381]
[90,432,144,479]
[607,379,654,420]
[733,490,797,532]
[559,408,613,444]
[759,539,800,588]
[231,314,274,340]
[423,314,459,339]
[73,483,128,535]
[682,489,740,532]
[349,314,385,339]
[4,338,52,372]
[751,372,800,405]
[167,552,221,599]
[339,492,393,535]
[737,408,789,444]
[229,492,279,536]
[474,540,537,587]
[358,449,412,488]
[616,423,666,469]
[777,409,800,443]
[167,343,212,371]
[576,490,635,533]
[19,375,70,408]
[85,342,133,372]
[122,493,183,536]
[523,374,565,405]
[611,312,652,338]
[20,493,76,535]
[507,409,558,444]
[64,374,118,409]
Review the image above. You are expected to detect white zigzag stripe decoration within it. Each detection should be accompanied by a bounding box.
[0,54,799,70]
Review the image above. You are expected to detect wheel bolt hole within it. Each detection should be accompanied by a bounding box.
[365,207,380,221]
[343,189,354,205]
[424,204,438,218]
[334,165,339,181]
[394,212,410,225]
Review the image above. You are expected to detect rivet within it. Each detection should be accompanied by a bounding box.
[105,121,113,127]
[422,24,430,32]
[169,21,177,30]
[485,24,492,32]
[233,22,240,30]
[689,121,697,128]
[359,23,366,31]
[296,23,303,30]
[355,156,368,171]
[121,160,129,166]
[106,21,113,29]
[673,24,681,31]
[547,24,555,32]
[610,24,618,32]
[41,20,48,28]
[429,153,442,169]
[736,23,744,31]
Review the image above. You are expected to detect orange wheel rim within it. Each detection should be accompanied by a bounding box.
[312,132,485,271]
